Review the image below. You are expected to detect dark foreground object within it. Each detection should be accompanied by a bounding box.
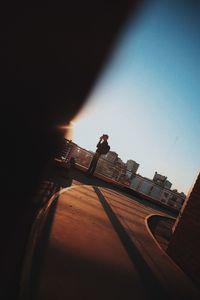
[1,2,143,298]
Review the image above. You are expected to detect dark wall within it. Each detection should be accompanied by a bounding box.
[2,1,142,210]
[167,173,200,287]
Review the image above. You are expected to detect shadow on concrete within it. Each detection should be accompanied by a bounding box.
[63,167,178,218]
[93,187,169,300]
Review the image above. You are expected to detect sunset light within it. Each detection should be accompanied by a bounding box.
[72,0,200,194]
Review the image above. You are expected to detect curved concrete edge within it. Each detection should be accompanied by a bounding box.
[144,214,200,299]
[19,185,79,300]
[145,214,189,275]
[97,187,182,275]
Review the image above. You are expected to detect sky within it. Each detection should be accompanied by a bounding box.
[70,0,200,194]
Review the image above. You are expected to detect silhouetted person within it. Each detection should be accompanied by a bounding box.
[87,134,110,176]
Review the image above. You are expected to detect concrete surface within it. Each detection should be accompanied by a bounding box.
[20,185,200,300]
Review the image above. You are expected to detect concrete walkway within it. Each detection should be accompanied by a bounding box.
[20,185,200,300]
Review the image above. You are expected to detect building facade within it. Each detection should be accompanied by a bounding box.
[103,151,118,163]
[126,159,139,174]
[153,171,172,189]
[130,174,185,211]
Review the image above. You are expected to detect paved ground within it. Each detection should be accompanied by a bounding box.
[20,184,200,300]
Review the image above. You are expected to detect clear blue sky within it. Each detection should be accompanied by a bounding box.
[72,0,200,194]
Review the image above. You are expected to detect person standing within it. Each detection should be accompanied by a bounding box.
[86,134,110,176]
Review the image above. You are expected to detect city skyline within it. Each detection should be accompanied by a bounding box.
[70,0,200,194]
[68,138,183,194]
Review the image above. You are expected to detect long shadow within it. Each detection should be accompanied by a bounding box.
[68,168,116,189]
[93,186,169,300]
[101,190,153,213]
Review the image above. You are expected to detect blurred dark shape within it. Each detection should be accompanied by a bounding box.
[1,0,142,297]
[167,173,200,288]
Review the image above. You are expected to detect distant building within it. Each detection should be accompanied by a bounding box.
[97,154,128,184]
[114,159,127,182]
[126,160,139,174]
[153,171,167,184]
[126,170,133,179]
[104,151,118,163]
[153,171,172,189]
[160,189,185,209]
[96,158,114,178]
[117,158,123,165]
[72,145,93,167]
[164,180,172,189]
[130,174,185,211]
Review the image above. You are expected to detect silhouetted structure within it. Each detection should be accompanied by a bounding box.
[153,172,172,189]
[130,174,185,211]
[126,159,140,174]
[167,172,200,286]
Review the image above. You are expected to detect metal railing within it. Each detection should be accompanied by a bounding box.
[55,139,184,211]
[70,144,130,186]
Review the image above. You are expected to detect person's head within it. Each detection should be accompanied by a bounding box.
[102,134,109,141]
